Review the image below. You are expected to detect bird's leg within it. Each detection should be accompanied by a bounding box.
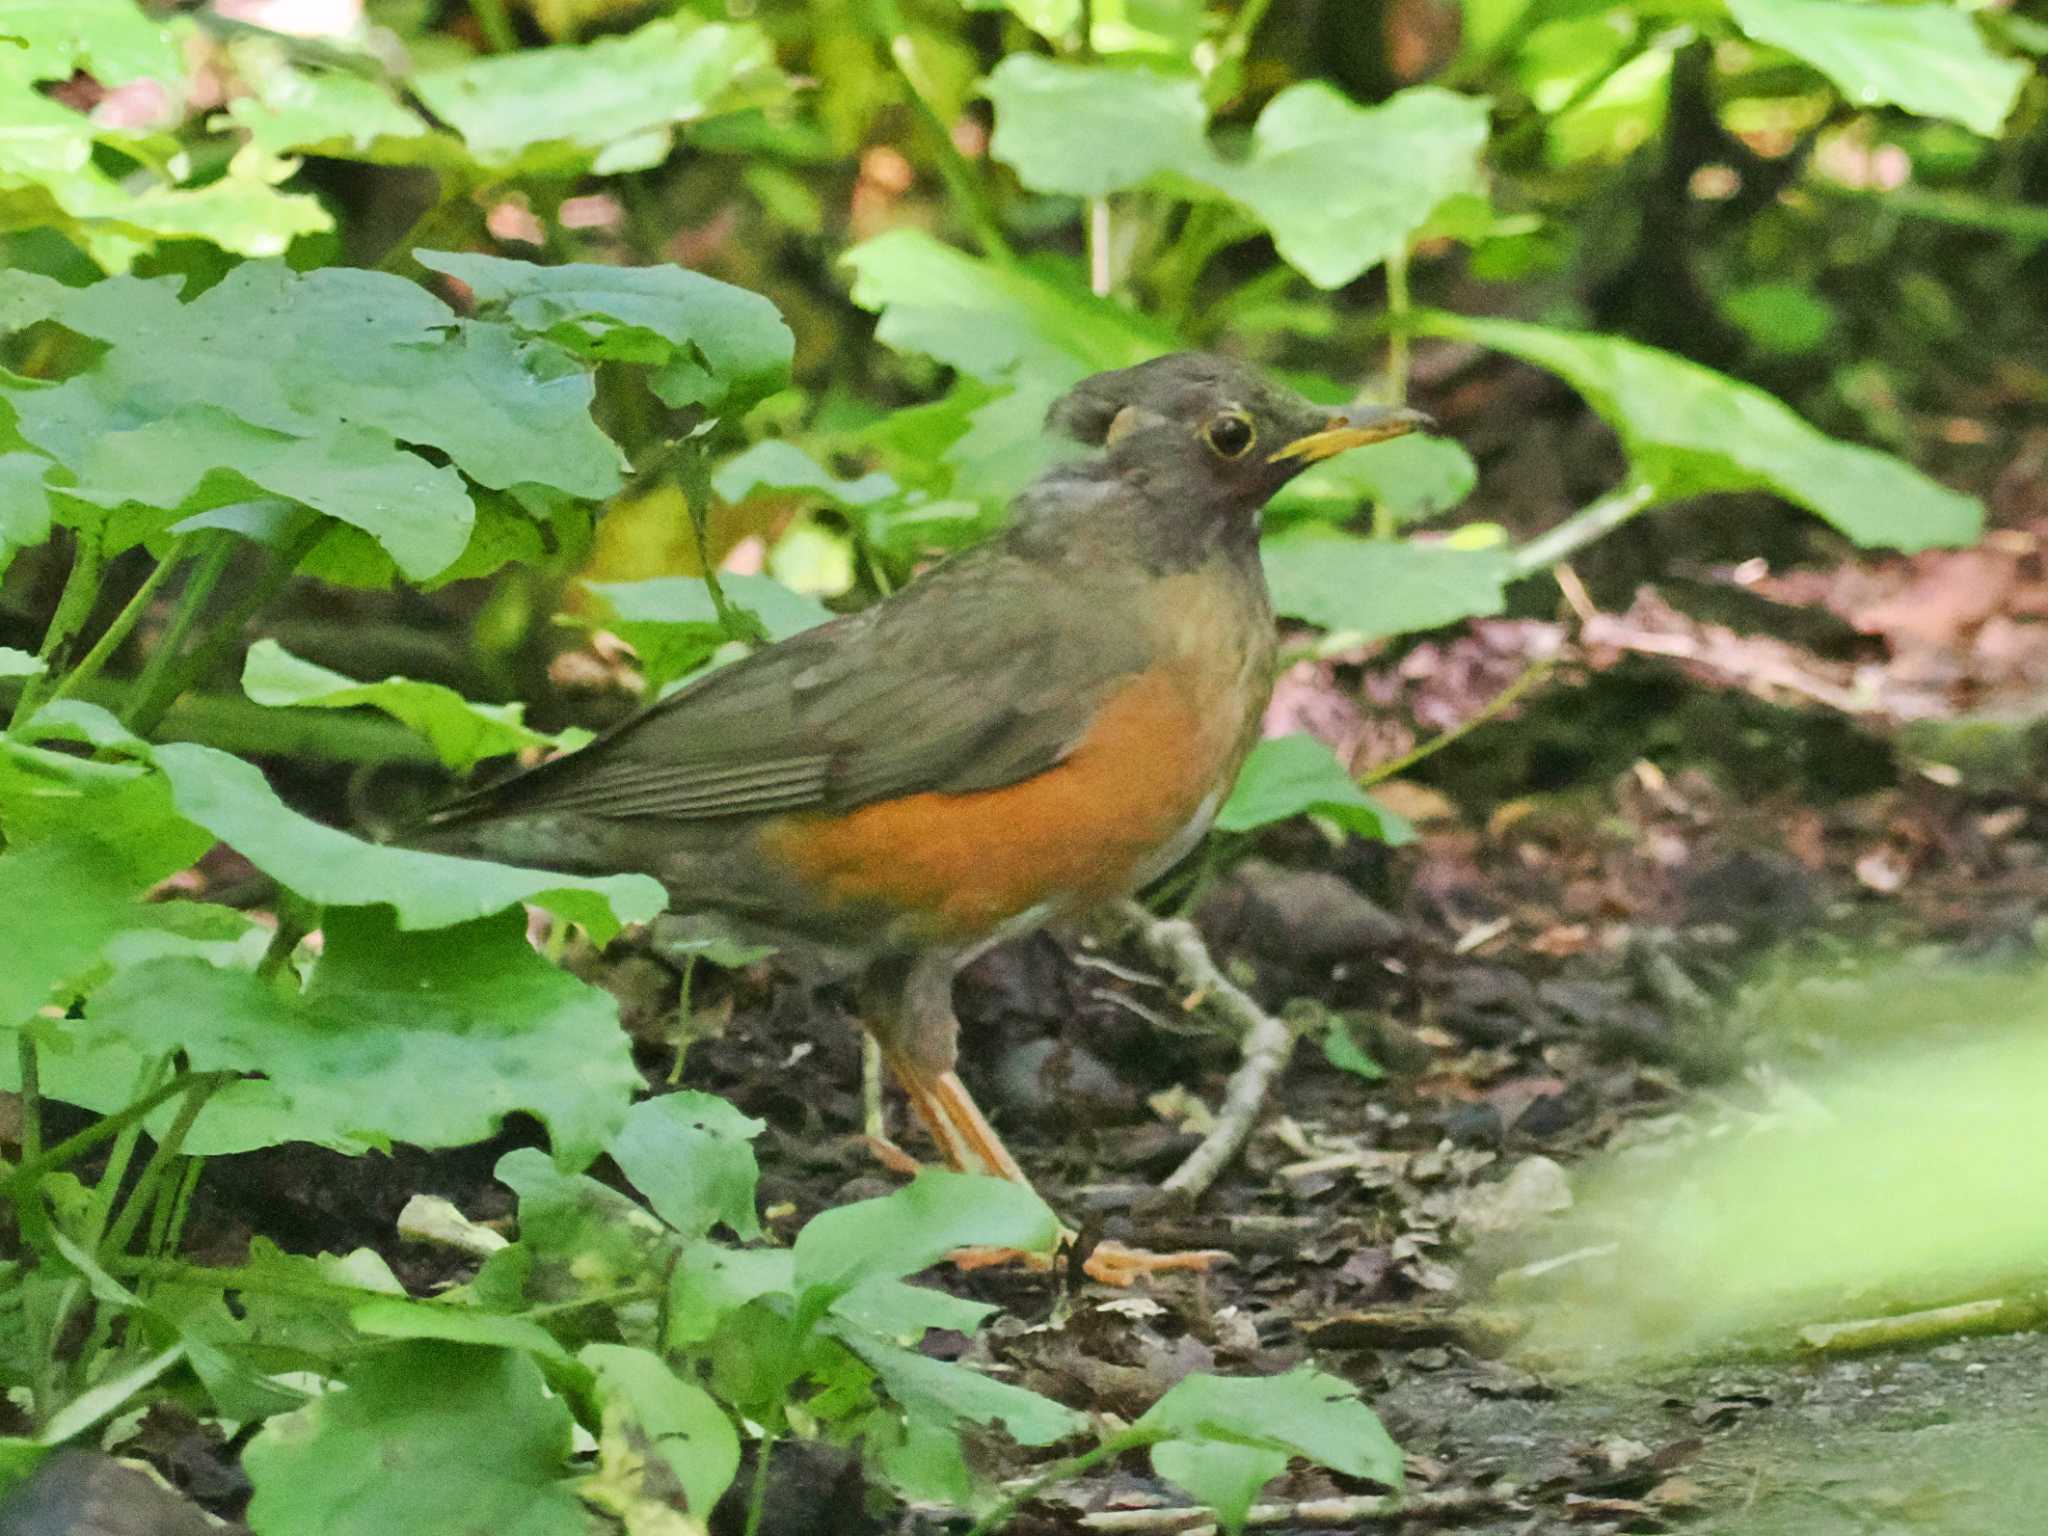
[860,952,1226,1286]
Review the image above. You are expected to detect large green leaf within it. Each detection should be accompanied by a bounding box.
[241,639,586,774]
[1263,528,1514,638]
[150,741,665,941]
[1422,313,1984,551]
[1136,1368,1403,1533]
[0,451,55,568]
[844,228,1166,385]
[714,440,897,508]
[0,264,623,577]
[0,835,142,1029]
[418,250,794,413]
[0,0,178,85]
[410,18,786,176]
[1268,432,1477,529]
[74,906,639,1167]
[606,1091,763,1241]
[581,1344,741,1516]
[1218,735,1413,845]
[1192,85,1490,289]
[984,56,1208,199]
[243,1343,587,1536]
[1727,0,2026,138]
[837,1331,1088,1446]
[791,1171,1060,1315]
[582,573,832,692]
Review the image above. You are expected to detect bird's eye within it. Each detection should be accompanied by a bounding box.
[1204,411,1255,459]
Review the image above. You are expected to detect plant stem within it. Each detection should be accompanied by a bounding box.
[102,1073,225,1261]
[10,522,105,729]
[17,1035,41,1165]
[45,536,194,710]
[1359,660,1557,788]
[964,1429,1161,1536]
[79,1056,174,1254]
[1506,481,1657,580]
[1383,245,1412,405]
[123,532,235,733]
[870,0,1013,263]
[0,1072,222,1201]
[676,439,769,648]
[470,0,518,51]
[1089,200,1114,296]
[1207,0,1277,105]
[742,1428,777,1536]
[128,518,324,739]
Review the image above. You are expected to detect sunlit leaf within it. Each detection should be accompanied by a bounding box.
[1263,528,1514,638]
[984,55,1208,199]
[77,907,638,1168]
[583,573,832,691]
[1727,0,2026,138]
[0,835,140,1028]
[1218,735,1413,845]
[243,1342,587,1536]
[149,741,665,941]
[0,0,179,84]
[1269,433,1477,528]
[714,439,897,508]
[962,0,1081,42]
[1421,312,1984,550]
[0,452,55,568]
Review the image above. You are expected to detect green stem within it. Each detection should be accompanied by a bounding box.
[0,1072,222,1201]
[870,0,1013,263]
[1506,481,1657,580]
[1088,199,1113,296]
[101,1073,225,1261]
[742,1429,778,1536]
[470,0,518,51]
[17,1035,41,1165]
[1383,245,1412,405]
[79,1056,174,1254]
[10,523,106,729]
[1206,0,1276,105]
[45,537,194,710]
[124,533,234,734]
[128,518,325,739]
[677,440,769,648]
[964,1429,1161,1536]
[1359,660,1556,788]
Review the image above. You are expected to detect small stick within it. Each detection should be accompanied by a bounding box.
[1082,1486,1513,1531]
[1118,903,1297,1205]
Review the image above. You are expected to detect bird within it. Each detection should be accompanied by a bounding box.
[420,352,1431,1281]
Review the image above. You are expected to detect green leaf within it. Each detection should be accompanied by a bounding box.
[963,0,1081,41]
[714,439,897,508]
[149,741,664,941]
[1420,313,1984,551]
[1,264,623,576]
[0,644,42,678]
[241,639,587,773]
[1727,0,2027,138]
[0,0,179,85]
[1269,433,1477,528]
[837,1330,1088,1446]
[409,18,787,176]
[0,451,55,568]
[1135,1368,1403,1532]
[1322,1017,1385,1081]
[844,228,1167,385]
[581,1344,741,1515]
[984,56,1208,199]
[417,250,794,413]
[791,1171,1060,1314]
[606,1091,764,1241]
[1262,528,1514,638]
[492,1147,676,1310]
[0,835,140,1028]
[1218,735,1413,845]
[77,906,638,1168]
[582,573,832,692]
[1192,85,1490,289]
[216,51,434,160]
[350,1296,569,1360]
[1719,281,1836,358]
[243,1342,588,1536]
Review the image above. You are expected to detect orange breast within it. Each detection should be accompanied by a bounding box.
[757,662,1243,944]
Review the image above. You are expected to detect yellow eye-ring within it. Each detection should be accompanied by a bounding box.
[1204,411,1255,459]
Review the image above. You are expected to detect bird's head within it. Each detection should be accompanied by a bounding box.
[1046,352,1433,530]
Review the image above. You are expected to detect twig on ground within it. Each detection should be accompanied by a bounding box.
[1081,1486,1515,1531]
[1800,1296,2048,1354]
[1117,902,1297,1206]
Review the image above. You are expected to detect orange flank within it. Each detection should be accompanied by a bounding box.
[758,666,1232,940]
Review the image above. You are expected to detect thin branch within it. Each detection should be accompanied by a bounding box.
[45,535,194,709]
[1358,660,1556,789]
[1118,903,1298,1206]
[967,1429,1160,1536]
[871,0,1013,263]
[1082,1486,1513,1531]
[1506,482,1657,581]
[9,522,105,729]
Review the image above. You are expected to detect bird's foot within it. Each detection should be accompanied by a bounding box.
[861,1133,925,1178]
[947,1235,1230,1287]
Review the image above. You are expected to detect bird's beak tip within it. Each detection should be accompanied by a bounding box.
[1269,404,1436,466]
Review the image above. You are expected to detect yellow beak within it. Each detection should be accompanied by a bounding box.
[1270,404,1435,465]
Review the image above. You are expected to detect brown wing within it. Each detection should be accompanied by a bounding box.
[425,542,1150,831]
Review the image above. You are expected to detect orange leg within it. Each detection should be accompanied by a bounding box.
[874,1036,1227,1286]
